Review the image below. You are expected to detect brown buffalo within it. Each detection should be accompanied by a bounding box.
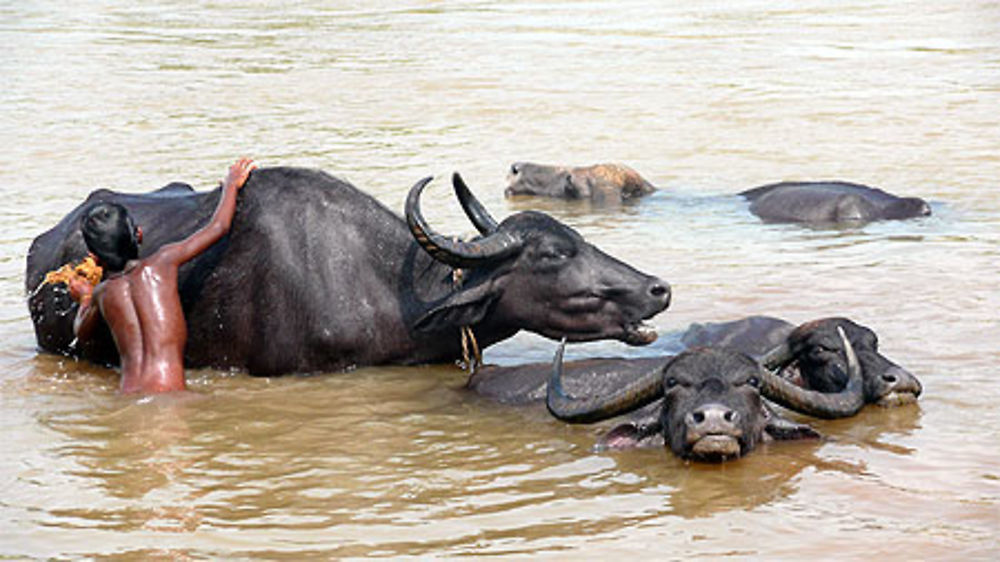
[504,162,656,202]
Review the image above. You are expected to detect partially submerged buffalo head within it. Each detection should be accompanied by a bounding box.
[762,318,923,413]
[407,174,670,346]
[504,162,656,202]
[545,335,849,461]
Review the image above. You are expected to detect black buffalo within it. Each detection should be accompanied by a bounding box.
[467,324,869,461]
[470,354,818,462]
[544,339,841,462]
[682,316,923,415]
[465,317,919,461]
[504,162,657,202]
[26,168,671,375]
[740,181,931,224]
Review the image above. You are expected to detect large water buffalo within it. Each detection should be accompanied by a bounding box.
[26,168,671,375]
[740,181,931,224]
[504,162,657,202]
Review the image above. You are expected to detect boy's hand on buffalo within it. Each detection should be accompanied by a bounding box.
[225,157,257,191]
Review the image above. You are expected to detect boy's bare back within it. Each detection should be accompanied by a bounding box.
[71,158,256,394]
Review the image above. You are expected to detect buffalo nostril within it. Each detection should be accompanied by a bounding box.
[648,281,671,304]
[724,410,736,423]
[882,374,897,384]
[692,412,705,424]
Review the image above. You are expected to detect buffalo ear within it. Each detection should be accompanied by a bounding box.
[596,420,662,451]
[413,282,499,333]
[764,413,821,441]
[761,401,820,440]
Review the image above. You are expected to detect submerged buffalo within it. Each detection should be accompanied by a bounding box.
[468,317,921,459]
[740,181,931,224]
[544,338,844,461]
[469,320,863,461]
[683,316,923,413]
[504,162,657,202]
[471,352,820,462]
[27,168,671,375]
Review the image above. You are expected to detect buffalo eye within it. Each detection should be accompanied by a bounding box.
[538,250,567,263]
[665,377,679,388]
[537,243,573,262]
[511,163,521,175]
[746,376,760,388]
[811,344,836,357]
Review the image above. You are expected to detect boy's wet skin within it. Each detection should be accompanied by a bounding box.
[69,158,256,394]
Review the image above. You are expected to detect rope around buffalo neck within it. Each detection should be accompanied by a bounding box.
[452,268,482,374]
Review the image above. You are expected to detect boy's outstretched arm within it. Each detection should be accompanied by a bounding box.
[159,157,257,267]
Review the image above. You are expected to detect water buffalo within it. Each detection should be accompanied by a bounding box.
[544,338,845,461]
[468,324,869,461]
[683,316,923,414]
[504,162,656,202]
[26,168,671,375]
[469,315,919,444]
[740,181,931,224]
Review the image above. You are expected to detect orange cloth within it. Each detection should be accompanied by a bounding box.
[43,255,103,288]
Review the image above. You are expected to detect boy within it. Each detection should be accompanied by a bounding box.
[69,158,256,394]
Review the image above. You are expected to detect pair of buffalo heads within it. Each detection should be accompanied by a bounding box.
[548,318,922,462]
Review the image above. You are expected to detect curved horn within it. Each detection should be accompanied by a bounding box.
[452,172,499,235]
[405,176,522,268]
[759,341,793,371]
[547,339,664,424]
[760,326,864,419]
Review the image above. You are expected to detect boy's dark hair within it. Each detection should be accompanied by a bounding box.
[81,202,139,272]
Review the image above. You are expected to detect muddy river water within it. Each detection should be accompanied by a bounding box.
[1,1,998,559]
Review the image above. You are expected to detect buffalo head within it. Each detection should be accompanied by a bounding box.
[882,196,933,220]
[406,174,670,346]
[504,162,656,201]
[545,336,845,462]
[762,318,922,413]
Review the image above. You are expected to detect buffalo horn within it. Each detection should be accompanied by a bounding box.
[452,172,499,235]
[759,326,865,419]
[405,176,522,268]
[759,341,794,371]
[546,339,664,423]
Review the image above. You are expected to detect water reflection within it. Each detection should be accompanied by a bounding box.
[40,395,199,529]
[822,402,923,456]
